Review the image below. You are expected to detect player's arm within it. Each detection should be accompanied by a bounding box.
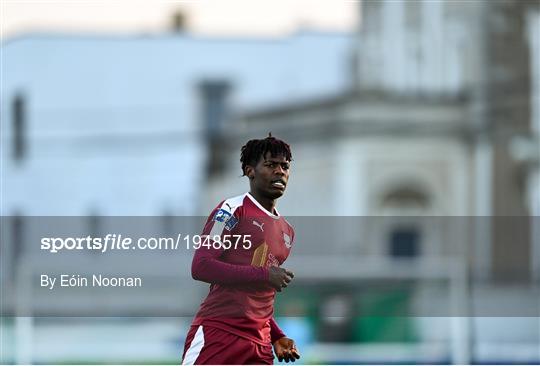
[192,242,294,288]
[270,317,286,343]
[270,317,300,362]
[192,241,295,287]
[191,244,268,284]
[191,205,268,285]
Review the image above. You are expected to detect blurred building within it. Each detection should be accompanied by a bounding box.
[0,29,353,364]
[202,0,540,363]
[206,0,540,279]
[352,0,539,284]
[1,31,352,217]
[1,1,539,364]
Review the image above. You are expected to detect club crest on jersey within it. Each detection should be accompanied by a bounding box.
[283,233,292,248]
[213,209,238,231]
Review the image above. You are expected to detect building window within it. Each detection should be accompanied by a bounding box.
[11,213,24,280]
[380,184,429,258]
[389,226,421,258]
[199,79,232,176]
[199,80,231,138]
[12,94,26,163]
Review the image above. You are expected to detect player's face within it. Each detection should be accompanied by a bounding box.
[251,152,290,200]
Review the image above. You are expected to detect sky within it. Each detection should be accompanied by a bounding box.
[1,0,359,40]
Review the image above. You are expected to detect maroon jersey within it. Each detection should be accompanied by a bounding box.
[191,192,294,345]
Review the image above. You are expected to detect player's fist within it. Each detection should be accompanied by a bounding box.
[268,266,294,292]
[273,337,300,363]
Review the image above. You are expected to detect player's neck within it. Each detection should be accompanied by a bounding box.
[249,191,276,214]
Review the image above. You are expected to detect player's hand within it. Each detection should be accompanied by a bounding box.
[273,337,300,363]
[268,266,294,292]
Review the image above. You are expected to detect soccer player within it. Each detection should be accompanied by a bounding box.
[182,134,301,365]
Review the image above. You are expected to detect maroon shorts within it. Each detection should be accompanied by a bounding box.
[182,325,274,365]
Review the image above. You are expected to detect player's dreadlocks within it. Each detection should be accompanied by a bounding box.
[240,133,292,176]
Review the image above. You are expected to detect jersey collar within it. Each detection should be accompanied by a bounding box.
[246,192,280,219]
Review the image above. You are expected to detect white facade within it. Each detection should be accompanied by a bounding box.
[356,0,476,94]
[1,31,353,216]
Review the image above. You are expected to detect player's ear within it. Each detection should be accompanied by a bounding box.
[245,165,255,179]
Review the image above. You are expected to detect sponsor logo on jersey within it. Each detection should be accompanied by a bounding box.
[224,216,239,230]
[267,252,280,267]
[252,220,265,232]
[283,232,292,248]
[213,208,238,231]
[251,243,268,267]
[214,208,231,222]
